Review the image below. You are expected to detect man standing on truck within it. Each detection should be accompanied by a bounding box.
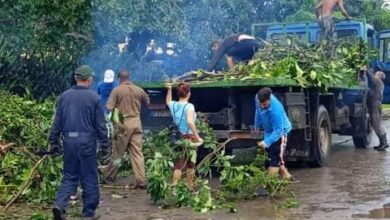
[254,87,292,179]
[207,34,260,72]
[103,70,150,189]
[315,0,350,45]
[363,66,389,151]
[49,65,110,220]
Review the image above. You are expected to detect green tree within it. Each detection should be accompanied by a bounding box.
[0,0,93,98]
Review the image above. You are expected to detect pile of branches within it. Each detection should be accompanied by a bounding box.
[0,92,62,208]
[144,121,293,213]
[177,38,375,91]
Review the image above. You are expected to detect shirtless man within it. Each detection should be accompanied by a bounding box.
[315,0,350,43]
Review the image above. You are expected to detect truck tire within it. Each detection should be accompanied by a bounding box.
[352,113,372,148]
[308,105,332,167]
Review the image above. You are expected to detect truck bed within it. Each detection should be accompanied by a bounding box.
[136,78,363,90]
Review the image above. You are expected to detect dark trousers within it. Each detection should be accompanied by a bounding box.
[55,134,99,217]
[266,138,283,167]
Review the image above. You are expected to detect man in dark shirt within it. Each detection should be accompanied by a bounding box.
[207,34,260,72]
[49,65,110,220]
[364,68,388,151]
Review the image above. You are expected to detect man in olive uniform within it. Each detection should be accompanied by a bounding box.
[103,70,150,189]
[365,67,389,151]
[49,65,110,219]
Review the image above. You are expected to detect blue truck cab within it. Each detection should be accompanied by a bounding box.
[252,20,390,102]
[376,30,390,103]
[262,20,376,47]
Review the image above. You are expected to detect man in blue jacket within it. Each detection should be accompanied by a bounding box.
[49,65,110,220]
[96,69,119,114]
[254,87,292,179]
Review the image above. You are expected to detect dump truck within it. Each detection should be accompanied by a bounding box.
[138,20,376,167]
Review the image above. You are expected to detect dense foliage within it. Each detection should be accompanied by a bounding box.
[0,0,93,98]
[0,92,61,205]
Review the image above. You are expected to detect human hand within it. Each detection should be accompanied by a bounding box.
[257,141,266,149]
[165,82,173,89]
[49,144,62,156]
[100,146,111,164]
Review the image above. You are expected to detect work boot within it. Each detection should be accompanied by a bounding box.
[376,144,389,151]
[279,165,292,180]
[267,167,279,178]
[52,205,66,220]
[376,134,389,151]
[172,170,182,186]
[186,168,196,191]
[82,213,101,220]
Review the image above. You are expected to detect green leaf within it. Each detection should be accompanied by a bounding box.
[310,70,317,80]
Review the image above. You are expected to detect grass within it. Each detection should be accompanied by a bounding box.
[383,104,390,110]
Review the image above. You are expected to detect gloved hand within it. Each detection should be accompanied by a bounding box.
[49,144,62,156]
[257,141,266,149]
[105,112,112,122]
[99,145,111,165]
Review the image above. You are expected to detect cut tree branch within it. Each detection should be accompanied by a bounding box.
[4,155,48,210]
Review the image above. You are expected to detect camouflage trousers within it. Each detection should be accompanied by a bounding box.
[369,101,388,146]
[318,16,335,58]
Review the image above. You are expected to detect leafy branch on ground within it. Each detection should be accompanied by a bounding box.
[145,121,295,213]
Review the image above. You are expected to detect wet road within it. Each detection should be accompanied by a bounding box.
[95,120,390,220]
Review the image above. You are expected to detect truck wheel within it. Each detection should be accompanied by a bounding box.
[308,105,332,167]
[352,113,372,148]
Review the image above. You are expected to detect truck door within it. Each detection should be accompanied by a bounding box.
[375,31,390,103]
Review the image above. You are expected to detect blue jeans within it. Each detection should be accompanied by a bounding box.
[55,133,99,217]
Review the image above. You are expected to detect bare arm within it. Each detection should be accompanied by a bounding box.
[165,82,172,105]
[315,0,323,10]
[226,56,235,70]
[186,107,200,140]
[338,0,350,19]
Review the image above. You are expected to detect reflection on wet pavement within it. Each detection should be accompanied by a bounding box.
[352,205,390,218]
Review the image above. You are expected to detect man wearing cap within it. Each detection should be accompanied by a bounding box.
[96,69,119,114]
[103,69,150,189]
[49,65,110,220]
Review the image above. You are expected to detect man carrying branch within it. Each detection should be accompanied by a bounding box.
[361,66,389,151]
[254,88,292,179]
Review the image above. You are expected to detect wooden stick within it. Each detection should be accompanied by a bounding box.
[100,185,127,189]
[0,143,14,155]
[196,138,235,169]
[4,155,48,210]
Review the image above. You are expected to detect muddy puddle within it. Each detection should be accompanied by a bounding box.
[352,205,390,218]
